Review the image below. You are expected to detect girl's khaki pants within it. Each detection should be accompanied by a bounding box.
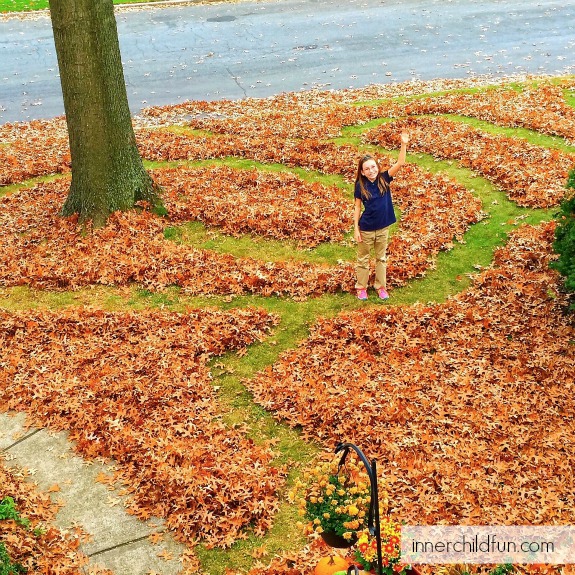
[355,227,389,290]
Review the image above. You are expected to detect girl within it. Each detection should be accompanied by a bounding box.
[353,131,409,300]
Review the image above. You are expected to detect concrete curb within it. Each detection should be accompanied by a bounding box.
[1,411,187,575]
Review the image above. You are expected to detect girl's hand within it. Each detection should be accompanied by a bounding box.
[354,229,363,243]
[401,131,410,144]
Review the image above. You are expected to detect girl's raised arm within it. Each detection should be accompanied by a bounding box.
[388,131,409,177]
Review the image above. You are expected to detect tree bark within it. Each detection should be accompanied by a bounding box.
[48,0,164,226]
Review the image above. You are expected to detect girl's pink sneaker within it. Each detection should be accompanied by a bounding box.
[357,289,368,300]
[378,287,389,300]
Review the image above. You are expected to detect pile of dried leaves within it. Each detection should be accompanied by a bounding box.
[137,128,369,179]
[152,165,351,247]
[138,91,396,138]
[246,222,575,531]
[0,118,70,186]
[0,307,284,547]
[403,81,575,143]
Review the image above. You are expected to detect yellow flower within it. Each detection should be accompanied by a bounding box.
[323,513,330,519]
[358,532,369,545]
[348,505,359,516]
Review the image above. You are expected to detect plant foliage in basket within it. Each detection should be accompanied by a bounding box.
[290,457,371,542]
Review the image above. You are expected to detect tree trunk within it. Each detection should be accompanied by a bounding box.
[48,0,164,226]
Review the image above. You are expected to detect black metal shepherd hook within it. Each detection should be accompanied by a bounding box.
[335,442,384,575]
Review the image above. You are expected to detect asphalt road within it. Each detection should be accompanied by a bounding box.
[1,0,574,124]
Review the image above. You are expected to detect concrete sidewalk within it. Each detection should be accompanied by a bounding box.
[1,411,187,575]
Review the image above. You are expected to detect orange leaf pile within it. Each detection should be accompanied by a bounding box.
[0,118,70,185]
[386,163,484,284]
[246,221,575,528]
[139,92,396,139]
[0,306,284,547]
[404,80,575,143]
[137,127,362,179]
[152,165,351,247]
[364,117,575,207]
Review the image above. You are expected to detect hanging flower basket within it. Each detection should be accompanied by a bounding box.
[289,455,371,546]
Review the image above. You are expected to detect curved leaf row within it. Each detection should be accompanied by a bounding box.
[152,165,351,247]
[240,222,575,574]
[0,307,281,549]
[403,81,575,143]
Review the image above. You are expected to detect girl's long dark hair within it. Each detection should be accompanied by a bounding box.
[355,154,390,199]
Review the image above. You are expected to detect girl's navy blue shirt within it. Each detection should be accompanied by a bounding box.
[354,170,397,231]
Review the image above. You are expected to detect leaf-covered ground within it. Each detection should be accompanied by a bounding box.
[402,83,575,143]
[234,222,575,575]
[246,222,575,527]
[1,75,574,575]
[1,307,282,548]
[364,117,575,208]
